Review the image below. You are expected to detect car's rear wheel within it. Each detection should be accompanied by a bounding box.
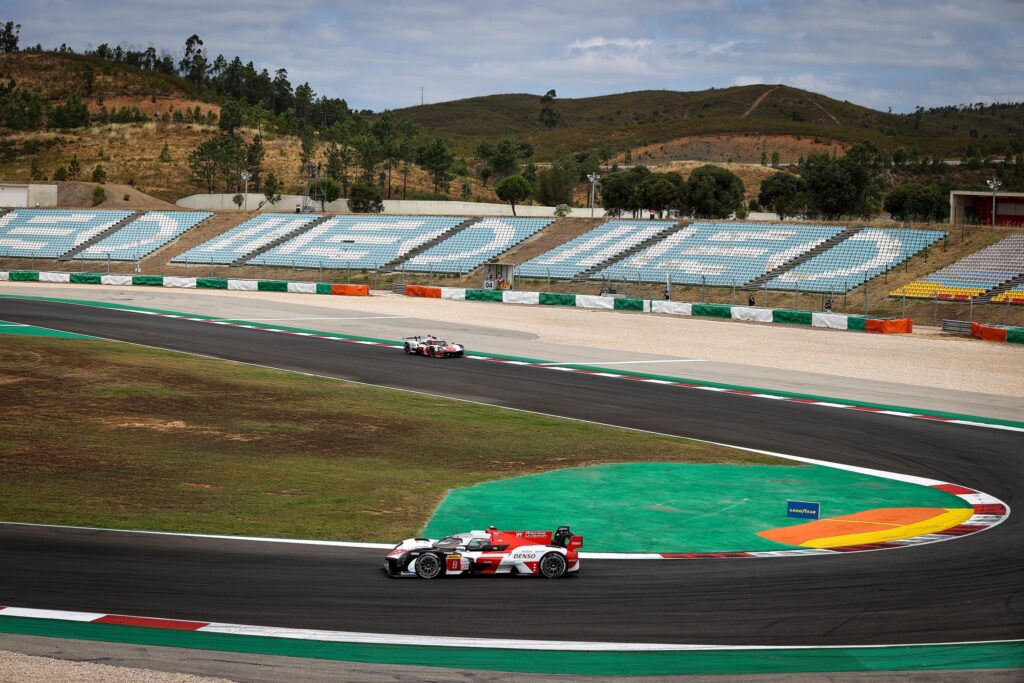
[538,552,567,579]
[414,553,442,579]
[404,343,412,355]
[428,346,436,358]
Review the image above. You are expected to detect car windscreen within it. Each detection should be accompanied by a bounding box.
[433,536,462,548]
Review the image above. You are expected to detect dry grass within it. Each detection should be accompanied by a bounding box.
[625,134,841,166]
[0,337,766,540]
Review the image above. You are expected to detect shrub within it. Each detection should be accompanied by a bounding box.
[91,185,106,206]
[91,164,106,183]
[53,166,68,181]
[347,183,384,213]
[123,194,130,201]
[554,203,572,217]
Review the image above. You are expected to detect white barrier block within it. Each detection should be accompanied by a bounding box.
[101,275,133,286]
[0,272,8,281]
[163,277,197,288]
[287,282,317,294]
[503,291,540,305]
[227,279,258,291]
[39,272,71,283]
[440,287,466,300]
[731,306,774,323]
[643,300,651,313]
[651,301,692,316]
[575,295,615,309]
[812,313,851,330]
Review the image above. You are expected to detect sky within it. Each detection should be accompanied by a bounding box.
[5,0,1023,113]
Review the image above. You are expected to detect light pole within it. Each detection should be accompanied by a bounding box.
[986,177,1002,230]
[587,172,601,218]
[241,171,252,212]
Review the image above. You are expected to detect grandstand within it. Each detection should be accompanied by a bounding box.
[0,209,134,258]
[889,234,1024,301]
[75,211,212,261]
[250,215,467,270]
[766,228,946,293]
[398,217,552,274]
[172,213,322,265]
[992,283,1024,304]
[592,222,844,286]
[516,220,675,279]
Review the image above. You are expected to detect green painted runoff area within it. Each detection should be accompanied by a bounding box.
[0,320,94,339]
[2,294,1022,430]
[424,463,971,553]
[0,617,1020,675]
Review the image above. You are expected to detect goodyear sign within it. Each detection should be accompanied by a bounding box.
[787,500,821,519]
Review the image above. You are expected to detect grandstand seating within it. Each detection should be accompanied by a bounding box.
[75,211,212,260]
[766,228,946,293]
[592,221,844,286]
[250,215,467,270]
[398,218,553,273]
[516,220,674,279]
[171,213,322,264]
[889,234,1024,300]
[992,283,1024,304]
[0,209,134,258]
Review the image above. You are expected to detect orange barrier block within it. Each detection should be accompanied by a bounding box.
[866,318,912,334]
[971,322,1007,342]
[405,285,441,298]
[329,284,369,296]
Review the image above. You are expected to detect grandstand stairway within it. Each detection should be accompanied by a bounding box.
[383,217,480,271]
[58,212,141,261]
[231,214,334,266]
[742,225,863,290]
[976,273,1024,303]
[573,220,692,281]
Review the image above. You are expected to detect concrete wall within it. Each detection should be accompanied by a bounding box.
[0,183,58,208]
[176,193,609,218]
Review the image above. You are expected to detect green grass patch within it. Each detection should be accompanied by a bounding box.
[0,337,771,542]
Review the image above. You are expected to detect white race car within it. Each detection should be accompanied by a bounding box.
[403,335,465,358]
[384,526,583,579]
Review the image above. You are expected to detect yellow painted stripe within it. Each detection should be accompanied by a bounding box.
[801,508,973,548]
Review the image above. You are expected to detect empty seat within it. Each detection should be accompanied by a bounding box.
[517,220,673,279]
[172,213,322,264]
[398,218,553,274]
[0,209,134,258]
[890,234,1024,300]
[76,211,212,260]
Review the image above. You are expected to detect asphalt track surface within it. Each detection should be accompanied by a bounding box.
[1,297,1022,647]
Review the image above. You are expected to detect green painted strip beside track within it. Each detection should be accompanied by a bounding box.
[1,293,1021,430]
[0,319,95,339]
[0,617,1021,674]
[424,463,971,553]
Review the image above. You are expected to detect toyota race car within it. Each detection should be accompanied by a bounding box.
[384,526,582,579]
[403,335,465,358]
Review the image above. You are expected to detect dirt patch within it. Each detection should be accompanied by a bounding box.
[55,181,177,209]
[623,134,843,165]
[85,95,220,119]
[99,416,259,442]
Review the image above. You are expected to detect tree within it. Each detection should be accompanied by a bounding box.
[232,193,244,209]
[29,158,44,180]
[534,165,574,206]
[262,172,282,206]
[495,175,532,216]
[884,182,946,222]
[770,151,780,168]
[91,185,106,206]
[308,177,341,210]
[347,183,384,213]
[600,166,651,217]
[417,137,454,193]
[67,155,81,181]
[245,135,265,190]
[476,137,527,179]
[82,64,95,97]
[91,164,106,183]
[159,142,171,162]
[799,149,877,218]
[685,165,744,218]
[635,174,684,217]
[218,99,243,135]
[49,95,90,128]
[0,21,20,53]
[758,172,806,221]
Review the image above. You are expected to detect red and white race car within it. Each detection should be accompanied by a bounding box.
[403,335,465,358]
[384,526,582,579]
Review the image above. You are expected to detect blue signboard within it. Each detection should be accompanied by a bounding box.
[787,500,821,519]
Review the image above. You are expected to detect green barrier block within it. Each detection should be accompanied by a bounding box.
[847,316,868,331]
[1007,327,1024,345]
[257,280,288,292]
[539,292,576,306]
[316,283,333,295]
[613,297,644,311]
[70,273,102,285]
[465,289,503,302]
[132,275,164,286]
[691,303,732,318]
[9,271,40,282]
[196,277,228,289]
[772,309,812,325]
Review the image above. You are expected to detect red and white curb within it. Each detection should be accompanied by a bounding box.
[2,605,1020,651]
[123,309,1023,434]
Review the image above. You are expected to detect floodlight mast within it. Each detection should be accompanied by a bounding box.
[241,171,252,212]
[986,177,1002,230]
[587,172,601,218]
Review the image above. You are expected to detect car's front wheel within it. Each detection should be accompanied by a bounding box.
[538,552,567,579]
[414,553,442,579]
[404,343,412,355]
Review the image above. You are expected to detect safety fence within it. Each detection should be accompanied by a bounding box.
[0,270,369,296]
[404,286,913,334]
[970,322,1024,345]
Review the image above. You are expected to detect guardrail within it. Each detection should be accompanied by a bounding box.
[942,320,972,334]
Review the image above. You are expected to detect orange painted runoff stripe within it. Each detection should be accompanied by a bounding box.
[330,284,369,296]
[758,507,970,547]
[405,285,441,298]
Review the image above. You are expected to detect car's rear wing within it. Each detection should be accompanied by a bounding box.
[512,527,583,550]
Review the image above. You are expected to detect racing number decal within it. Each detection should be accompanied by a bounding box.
[446,554,462,571]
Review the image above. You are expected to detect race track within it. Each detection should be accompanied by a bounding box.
[1,297,1022,646]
